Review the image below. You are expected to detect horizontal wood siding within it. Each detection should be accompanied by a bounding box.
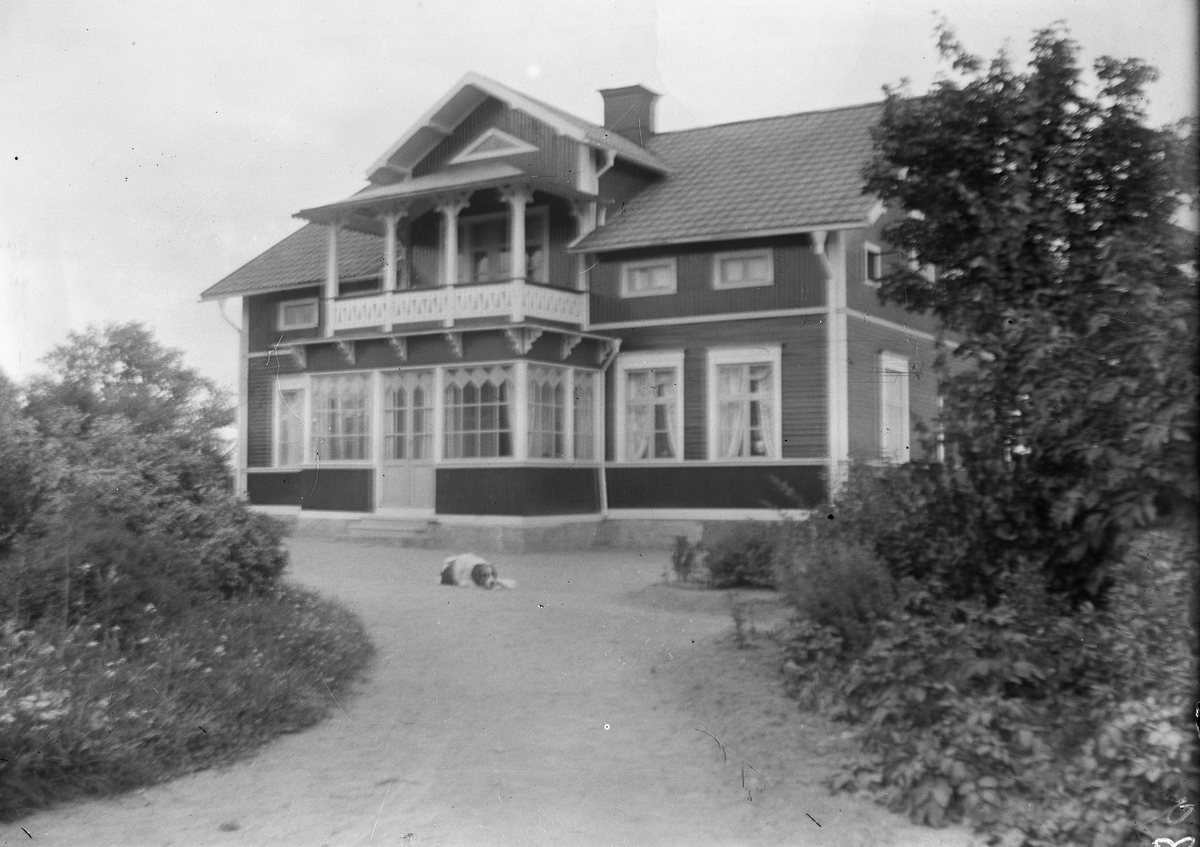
[413,97,576,188]
[299,468,373,512]
[246,472,302,506]
[598,161,659,207]
[606,465,826,509]
[606,316,828,461]
[588,235,826,324]
[437,466,600,515]
[246,355,303,467]
[844,219,940,335]
[248,288,323,352]
[846,317,940,461]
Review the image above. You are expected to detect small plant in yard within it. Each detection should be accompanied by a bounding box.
[703,522,780,589]
[0,582,373,821]
[670,535,705,584]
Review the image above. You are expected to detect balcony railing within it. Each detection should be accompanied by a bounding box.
[326,280,588,333]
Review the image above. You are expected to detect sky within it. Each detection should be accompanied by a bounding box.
[2,0,1196,397]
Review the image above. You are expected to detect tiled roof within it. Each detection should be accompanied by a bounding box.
[575,102,884,253]
[200,224,383,301]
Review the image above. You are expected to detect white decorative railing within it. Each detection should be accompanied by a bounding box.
[326,281,587,332]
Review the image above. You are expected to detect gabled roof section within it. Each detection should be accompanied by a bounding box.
[367,72,667,183]
[448,128,539,164]
[200,224,383,301]
[575,102,885,253]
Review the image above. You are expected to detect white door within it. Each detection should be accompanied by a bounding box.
[380,370,436,511]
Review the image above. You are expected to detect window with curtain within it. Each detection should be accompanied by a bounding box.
[624,367,680,460]
[573,370,597,461]
[444,365,513,459]
[528,365,567,459]
[311,373,372,461]
[457,209,547,284]
[880,353,910,463]
[276,387,306,465]
[713,362,775,458]
[713,250,773,289]
[383,370,434,460]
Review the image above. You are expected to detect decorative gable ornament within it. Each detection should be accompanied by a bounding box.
[448,128,538,166]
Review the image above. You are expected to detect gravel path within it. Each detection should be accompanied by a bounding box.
[3,538,974,846]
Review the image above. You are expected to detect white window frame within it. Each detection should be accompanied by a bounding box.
[712,249,774,290]
[274,375,309,467]
[864,242,883,287]
[276,297,319,331]
[879,352,911,464]
[706,346,783,461]
[619,257,677,298]
[309,371,375,464]
[614,350,685,462]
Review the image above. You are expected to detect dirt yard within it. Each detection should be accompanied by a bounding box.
[3,539,975,846]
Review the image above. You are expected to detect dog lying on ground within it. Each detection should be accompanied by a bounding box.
[439,553,516,590]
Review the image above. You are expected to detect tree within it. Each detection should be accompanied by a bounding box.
[24,322,233,488]
[0,371,42,554]
[863,24,1197,600]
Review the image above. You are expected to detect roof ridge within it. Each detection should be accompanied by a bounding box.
[651,100,884,137]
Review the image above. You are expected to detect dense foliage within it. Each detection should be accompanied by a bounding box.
[0,324,371,820]
[863,24,1198,601]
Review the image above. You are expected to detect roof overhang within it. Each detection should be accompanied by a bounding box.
[296,161,598,234]
[365,71,667,185]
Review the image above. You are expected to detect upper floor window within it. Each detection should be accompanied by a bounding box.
[620,258,677,298]
[615,351,684,461]
[277,298,319,331]
[864,243,883,286]
[707,346,782,460]
[713,249,773,289]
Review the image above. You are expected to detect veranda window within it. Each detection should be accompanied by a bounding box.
[276,387,306,465]
[880,352,910,463]
[444,365,513,458]
[623,366,681,460]
[713,363,776,458]
[528,365,567,459]
[383,371,434,460]
[573,370,598,461]
[311,373,372,461]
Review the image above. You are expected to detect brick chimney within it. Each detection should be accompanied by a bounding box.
[599,84,659,146]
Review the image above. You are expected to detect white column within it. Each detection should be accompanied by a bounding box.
[382,211,400,293]
[436,193,469,328]
[323,221,341,338]
[564,368,575,460]
[500,185,532,321]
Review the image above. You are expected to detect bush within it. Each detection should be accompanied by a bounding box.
[0,582,374,821]
[669,535,704,583]
[785,529,1199,846]
[780,533,896,656]
[702,522,780,589]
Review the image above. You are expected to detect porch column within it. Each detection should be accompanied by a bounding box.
[323,220,342,338]
[436,192,470,328]
[382,207,407,334]
[500,184,532,321]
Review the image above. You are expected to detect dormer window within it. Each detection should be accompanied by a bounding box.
[448,128,539,165]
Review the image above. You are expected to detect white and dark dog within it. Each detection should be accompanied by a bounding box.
[439,553,516,590]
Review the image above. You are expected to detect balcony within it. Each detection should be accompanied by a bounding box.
[326,280,588,333]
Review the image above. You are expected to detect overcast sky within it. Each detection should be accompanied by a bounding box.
[2,0,1195,396]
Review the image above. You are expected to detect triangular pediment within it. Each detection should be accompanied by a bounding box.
[448,128,538,165]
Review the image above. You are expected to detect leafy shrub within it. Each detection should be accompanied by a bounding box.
[779,534,896,655]
[702,522,780,588]
[0,582,374,821]
[786,529,1199,846]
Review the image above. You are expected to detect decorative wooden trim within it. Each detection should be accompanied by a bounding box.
[449,128,539,165]
[388,336,408,361]
[444,331,463,359]
[560,333,582,360]
[280,344,306,369]
[334,339,356,365]
[504,326,543,355]
[587,307,826,332]
[597,337,621,365]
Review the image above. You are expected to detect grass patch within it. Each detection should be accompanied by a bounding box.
[0,582,373,821]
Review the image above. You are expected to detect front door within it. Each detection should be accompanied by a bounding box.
[379,369,436,511]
